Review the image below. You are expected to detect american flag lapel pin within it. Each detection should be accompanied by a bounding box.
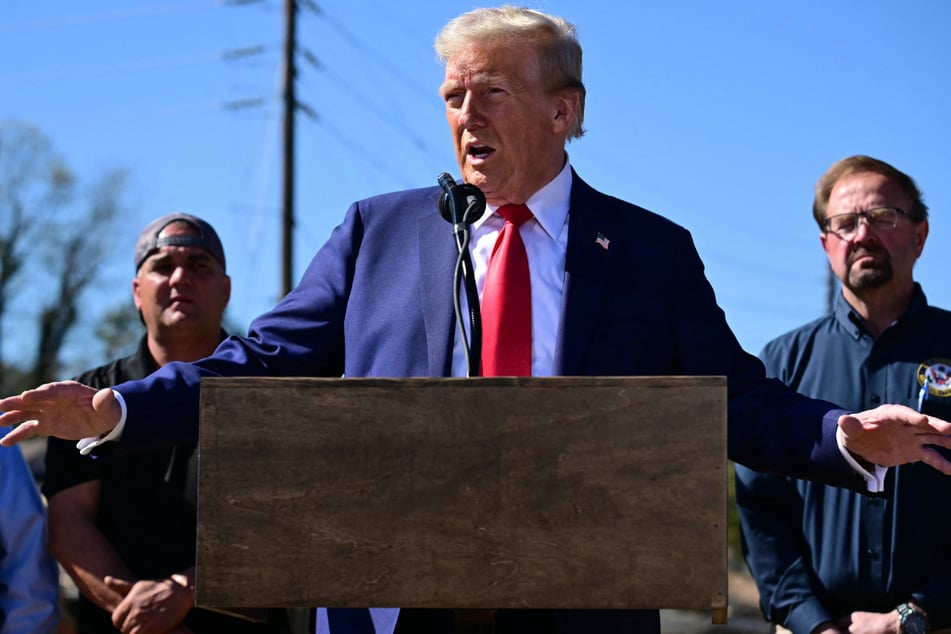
[595,232,610,250]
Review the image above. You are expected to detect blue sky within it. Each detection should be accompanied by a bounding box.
[2,1,950,373]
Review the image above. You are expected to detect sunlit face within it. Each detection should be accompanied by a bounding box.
[820,171,926,297]
[133,222,231,338]
[440,42,577,206]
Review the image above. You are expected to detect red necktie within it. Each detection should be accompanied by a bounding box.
[481,204,533,376]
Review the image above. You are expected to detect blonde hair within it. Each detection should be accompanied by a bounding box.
[435,5,586,139]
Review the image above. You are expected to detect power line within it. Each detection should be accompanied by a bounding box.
[315,7,435,105]
[312,121,416,190]
[1,52,223,87]
[314,62,444,161]
[0,2,216,33]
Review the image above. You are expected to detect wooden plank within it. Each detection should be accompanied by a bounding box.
[196,376,726,613]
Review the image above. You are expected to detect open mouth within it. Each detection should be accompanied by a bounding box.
[467,144,495,160]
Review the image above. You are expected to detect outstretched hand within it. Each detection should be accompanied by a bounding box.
[0,381,122,446]
[838,404,951,475]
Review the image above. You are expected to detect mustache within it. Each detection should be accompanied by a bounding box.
[847,244,887,266]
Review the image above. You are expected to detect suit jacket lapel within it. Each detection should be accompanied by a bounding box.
[417,211,458,376]
[554,173,615,375]
[416,174,616,377]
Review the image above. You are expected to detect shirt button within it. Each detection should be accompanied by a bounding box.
[866,549,881,560]
[870,394,882,404]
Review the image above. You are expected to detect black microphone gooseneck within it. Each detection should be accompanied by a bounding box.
[437,172,486,377]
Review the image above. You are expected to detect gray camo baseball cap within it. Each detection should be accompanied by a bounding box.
[134,213,226,272]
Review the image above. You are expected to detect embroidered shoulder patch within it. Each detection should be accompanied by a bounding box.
[917,358,951,397]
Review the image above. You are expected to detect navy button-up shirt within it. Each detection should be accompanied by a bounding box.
[735,285,951,633]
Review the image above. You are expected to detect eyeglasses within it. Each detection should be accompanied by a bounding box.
[823,206,909,241]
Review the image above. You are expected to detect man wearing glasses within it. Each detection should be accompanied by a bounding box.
[736,155,951,634]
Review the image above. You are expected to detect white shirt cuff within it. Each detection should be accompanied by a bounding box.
[76,390,127,456]
[836,426,887,493]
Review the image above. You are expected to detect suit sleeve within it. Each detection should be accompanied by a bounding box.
[115,201,365,453]
[665,229,858,488]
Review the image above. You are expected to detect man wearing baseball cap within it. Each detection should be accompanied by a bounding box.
[43,214,285,632]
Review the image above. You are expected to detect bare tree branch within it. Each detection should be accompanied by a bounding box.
[31,169,127,385]
[0,120,74,389]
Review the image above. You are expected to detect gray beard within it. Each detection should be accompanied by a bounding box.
[847,260,894,290]
[845,244,894,291]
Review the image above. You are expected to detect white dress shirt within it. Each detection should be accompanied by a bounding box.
[450,160,572,377]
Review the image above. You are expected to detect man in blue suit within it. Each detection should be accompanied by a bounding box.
[3,6,951,634]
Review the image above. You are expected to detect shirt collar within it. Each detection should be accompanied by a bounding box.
[835,283,928,338]
[472,156,572,240]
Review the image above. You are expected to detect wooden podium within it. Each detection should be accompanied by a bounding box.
[196,376,728,623]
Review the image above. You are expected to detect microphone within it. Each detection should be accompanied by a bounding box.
[437,171,458,198]
[437,173,486,225]
[436,172,483,377]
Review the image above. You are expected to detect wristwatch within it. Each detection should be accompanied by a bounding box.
[898,602,929,634]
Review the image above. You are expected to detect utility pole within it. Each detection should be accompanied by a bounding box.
[825,265,836,313]
[281,0,296,297]
[224,0,308,298]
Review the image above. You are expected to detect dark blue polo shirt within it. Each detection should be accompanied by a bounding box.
[735,284,951,633]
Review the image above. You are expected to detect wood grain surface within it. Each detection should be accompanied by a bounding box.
[196,376,726,616]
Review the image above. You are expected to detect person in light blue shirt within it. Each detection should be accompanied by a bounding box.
[0,429,59,634]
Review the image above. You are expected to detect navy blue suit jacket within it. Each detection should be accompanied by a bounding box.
[117,171,855,488]
[113,172,865,632]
